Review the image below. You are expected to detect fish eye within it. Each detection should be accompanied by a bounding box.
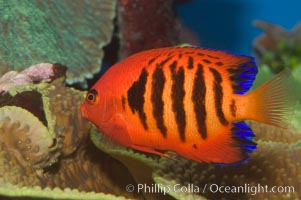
[86,89,98,104]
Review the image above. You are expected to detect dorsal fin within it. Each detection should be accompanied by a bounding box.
[128,47,259,95]
[227,58,258,94]
[182,47,258,95]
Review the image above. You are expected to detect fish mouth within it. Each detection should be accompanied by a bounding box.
[80,104,88,119]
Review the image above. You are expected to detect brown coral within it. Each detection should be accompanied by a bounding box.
[0,135,141,199]
[248,121,301,144]
[4,77,90,157]
[42,79,91,156]
[0,72,143,199]
[0,106,59,169]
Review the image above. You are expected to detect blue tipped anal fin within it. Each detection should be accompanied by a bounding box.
[231,121,257,152]
[214,121,257,167]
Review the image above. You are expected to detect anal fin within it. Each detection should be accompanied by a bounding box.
[192,121,257,165]
[215,121,257,166]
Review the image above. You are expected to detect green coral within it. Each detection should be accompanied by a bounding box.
[91,126,159,169]
[0,184,131,200]
[260,39,301,73]
[253,20,301,74]
[0,0,116,87]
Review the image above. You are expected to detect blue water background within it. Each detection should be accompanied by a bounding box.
[177,0,301,55]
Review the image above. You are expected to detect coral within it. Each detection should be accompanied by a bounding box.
[90,126,159,169]
[40,139,142,199]
[0,72,31,94]
[0,138,139,199]
[0,63,66,94]
[251,23,301,128]
[117,0,181,59]
[4,74,95,157]
[21,63,67,82]
[0,106,59,169]
[248,121,301,144]
[0,135,41,187]
[0,71,142,199]
[0,184,130,200]
[0,0,116,87]
[41,79,90,156]
[253,20,301,74]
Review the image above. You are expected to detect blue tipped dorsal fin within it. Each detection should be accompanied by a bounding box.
[188,47,258,94]
[227,57,258,94]
[214,121,257,167]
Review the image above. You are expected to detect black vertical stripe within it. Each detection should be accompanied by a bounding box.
[148,55,159,65]
[209,68,229,126]
[230,99,237,117]
[159,56,172,67]
[151,66,167,137]
[170,62,186,142]
[192,64,207,139]
[188,56,194,69]
[127,68,148,129]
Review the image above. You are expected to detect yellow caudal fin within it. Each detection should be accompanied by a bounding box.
[243,68,295,128]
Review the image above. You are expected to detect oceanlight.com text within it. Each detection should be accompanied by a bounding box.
[208,183,294,195]
[125,183,295,196]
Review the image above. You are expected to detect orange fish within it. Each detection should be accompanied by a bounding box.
[80,47,291,165]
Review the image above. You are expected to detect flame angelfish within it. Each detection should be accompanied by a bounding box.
[80,47,291,165]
